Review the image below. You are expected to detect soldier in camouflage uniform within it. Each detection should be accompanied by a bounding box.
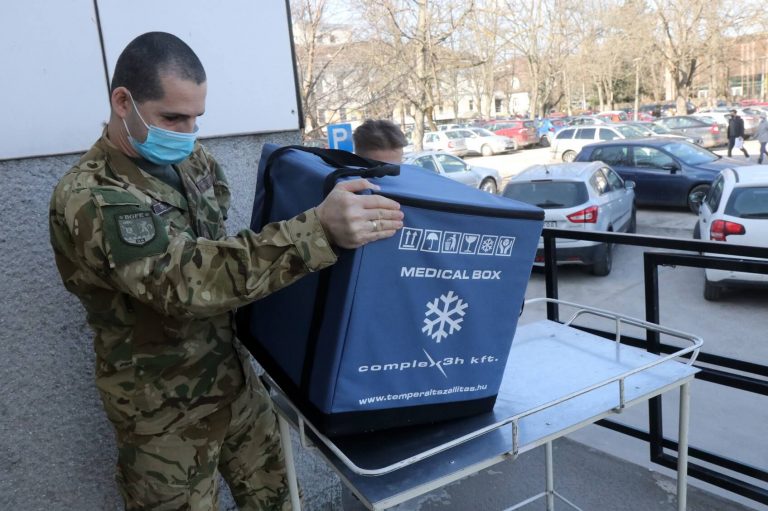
[48,32,403,510]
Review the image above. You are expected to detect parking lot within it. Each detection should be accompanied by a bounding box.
[463,142,768,509]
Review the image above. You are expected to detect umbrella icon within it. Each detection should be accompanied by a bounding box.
[425,232,440,250]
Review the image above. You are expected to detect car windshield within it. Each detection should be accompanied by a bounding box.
[503,181,589,209]
[614,125,646,138]
[472,128,495,137]
[661,142,718,165]
[725,187,768,218]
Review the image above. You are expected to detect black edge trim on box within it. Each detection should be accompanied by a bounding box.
[379,193,546,221]
[235,302,497,438]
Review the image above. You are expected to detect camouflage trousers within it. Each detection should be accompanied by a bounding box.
[114,378,292,510]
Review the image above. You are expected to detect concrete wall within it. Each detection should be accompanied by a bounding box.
[0,131,341,510]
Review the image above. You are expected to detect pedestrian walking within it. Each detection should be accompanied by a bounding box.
[756,115,768,163]
[727,109,750,158]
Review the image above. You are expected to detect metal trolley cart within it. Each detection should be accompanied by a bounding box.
[265,298,702,511]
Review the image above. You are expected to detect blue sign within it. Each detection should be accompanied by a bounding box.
[327,123,354,152]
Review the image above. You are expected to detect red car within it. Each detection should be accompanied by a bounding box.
[484,120,539,149]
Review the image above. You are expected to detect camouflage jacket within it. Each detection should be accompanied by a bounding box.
[49,135,337,435]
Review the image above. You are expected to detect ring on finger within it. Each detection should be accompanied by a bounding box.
[371,220,378,231]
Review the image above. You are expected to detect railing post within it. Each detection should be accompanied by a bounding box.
[544,232,559,322]
[644,253,664,462]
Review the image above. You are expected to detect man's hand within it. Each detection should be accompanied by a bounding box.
[315,179,404,249]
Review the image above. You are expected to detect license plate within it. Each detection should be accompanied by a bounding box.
[544,221,557,228]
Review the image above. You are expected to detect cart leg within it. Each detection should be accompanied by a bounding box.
[546,441,555,511]
[677,382,691,511]
[278,415,302,511]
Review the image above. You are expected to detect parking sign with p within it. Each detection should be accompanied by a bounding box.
[327,123,354,152]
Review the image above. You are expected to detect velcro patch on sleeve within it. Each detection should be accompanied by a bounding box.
[91,188,169,266]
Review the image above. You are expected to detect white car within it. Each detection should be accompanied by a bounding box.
[694,166,768,300]
[550,124,646,162]
[444,127,515,156]
[422,130,468,156]
[502,162,636,276]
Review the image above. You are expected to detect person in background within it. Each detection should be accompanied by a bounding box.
[353,119,409,164]
[756,115,768,164]
[727,109,749,158]
[49,32,403,511]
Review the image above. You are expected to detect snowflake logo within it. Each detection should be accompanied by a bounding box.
[481,238,495,253]
[422,291,468,343]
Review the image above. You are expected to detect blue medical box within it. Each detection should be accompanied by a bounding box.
[236,145,544,436]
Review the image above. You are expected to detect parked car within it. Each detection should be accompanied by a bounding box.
[622,121,704,145]
[596,110,629,122]
[693,166,768,300]
[403,151,501,194]
[574,138,750,212]
[693,108,759,138]
[444,127,515,156]
[484,120,538,148]
[566,115,608,126]
[422,130,468,156]
[502,162,636,276]
[653,115,726,148]
[660,101,697,116]
[550,124,646,162]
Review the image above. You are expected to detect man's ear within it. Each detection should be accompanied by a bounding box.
[111,87,131,118]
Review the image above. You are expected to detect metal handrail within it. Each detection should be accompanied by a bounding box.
[266,298,702,477]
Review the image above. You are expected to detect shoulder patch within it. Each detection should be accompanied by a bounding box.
[116,211,156,246]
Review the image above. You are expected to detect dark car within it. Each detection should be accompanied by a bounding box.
[574,139,750,212]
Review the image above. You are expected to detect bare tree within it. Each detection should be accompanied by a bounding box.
[501,0,584,117]
[649,0,761,113]
[357,0,475,150]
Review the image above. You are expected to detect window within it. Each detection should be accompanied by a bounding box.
[599,128,618,141]
[495,98,503,113]
[591,171,609,195]
[603,167,624,190]
[415,156,438,173]
[503,181,589,208]
[726,187,768,218]
[445,131,465,139]
[706,175,725,212]
[435,154,466,173]
[469,99,475,110]
[575,128,596,140]
[557,128,576,140]
[591,146,628,166]
[631,147,675,169]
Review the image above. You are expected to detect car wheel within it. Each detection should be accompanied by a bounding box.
[562,150,577,162]
[687,184,710,213]
[479,178,497,194]
[590,243,613,276]
[539,135,550,147]
[481,144,493,156]
[704,277,722,301]
[627,207,637,233]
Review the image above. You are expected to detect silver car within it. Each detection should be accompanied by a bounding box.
[403,151,501,194]
[656,115,726,148]
[502,162,636,276]
[422,131,468,156]
[444,127,514,156]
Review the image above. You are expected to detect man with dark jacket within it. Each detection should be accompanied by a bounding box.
[727,109,749,158]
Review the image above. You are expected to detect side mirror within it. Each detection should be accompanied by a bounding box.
[624,180,636,189]
[690,194,704,213]
[662,162,680,173]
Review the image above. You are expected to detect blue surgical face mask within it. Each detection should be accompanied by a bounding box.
[123,93,198,165]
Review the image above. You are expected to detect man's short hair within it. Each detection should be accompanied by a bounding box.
[111,32,206,103]
[353,120,408,154]
[730,109,738,114]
